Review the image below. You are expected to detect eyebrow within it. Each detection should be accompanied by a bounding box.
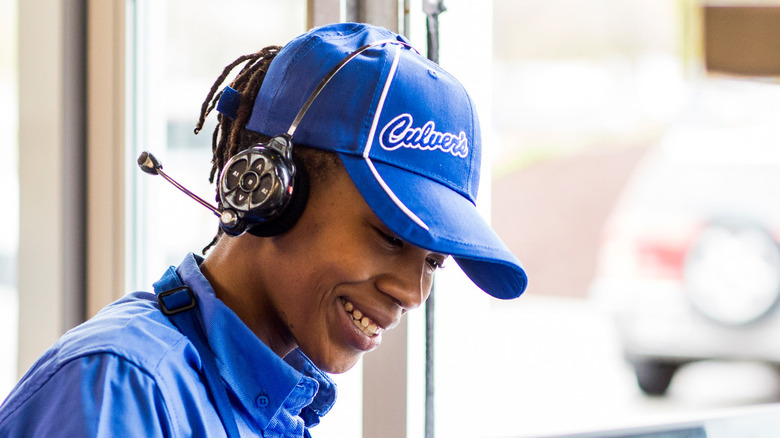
[370,219,449,260]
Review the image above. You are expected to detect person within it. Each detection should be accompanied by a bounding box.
[0,22,527,437]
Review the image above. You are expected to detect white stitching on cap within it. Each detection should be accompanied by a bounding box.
[379,113,469,158]
[363,45,429,231]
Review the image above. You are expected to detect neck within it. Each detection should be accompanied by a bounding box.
[200,235,297,358]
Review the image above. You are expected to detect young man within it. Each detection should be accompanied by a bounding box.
[0,23,527,437]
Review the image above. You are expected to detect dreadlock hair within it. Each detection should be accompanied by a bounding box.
[196,45,343,254]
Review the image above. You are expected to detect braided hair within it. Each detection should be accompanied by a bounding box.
[195,45,281,183]
[195,45,342,254]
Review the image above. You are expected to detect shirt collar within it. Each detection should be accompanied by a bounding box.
[175,253,337,430]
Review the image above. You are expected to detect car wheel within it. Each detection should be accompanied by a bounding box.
[630,359,681,396]
[684,218,780,326]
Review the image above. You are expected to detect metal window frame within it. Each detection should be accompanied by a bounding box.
[85,0,127,318]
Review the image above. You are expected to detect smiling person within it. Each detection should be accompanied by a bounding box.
[0,23,527,437]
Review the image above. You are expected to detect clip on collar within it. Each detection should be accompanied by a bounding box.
[158,286,197,315]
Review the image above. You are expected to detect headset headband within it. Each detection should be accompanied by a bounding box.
[287,39,417,138]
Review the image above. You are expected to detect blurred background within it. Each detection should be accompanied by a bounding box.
[4,0,780,437]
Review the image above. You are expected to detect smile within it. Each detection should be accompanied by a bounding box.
[342,299,383,337]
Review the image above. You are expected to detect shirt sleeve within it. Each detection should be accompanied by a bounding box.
[0,353,174,437]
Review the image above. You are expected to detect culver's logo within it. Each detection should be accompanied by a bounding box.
[379,113,469,158]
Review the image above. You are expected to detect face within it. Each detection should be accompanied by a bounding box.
[225,167,447,374]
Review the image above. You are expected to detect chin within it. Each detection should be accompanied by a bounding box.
[318,354,363,374]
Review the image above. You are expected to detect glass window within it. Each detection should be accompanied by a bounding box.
[487,0,780,436]
[127,0,307,291]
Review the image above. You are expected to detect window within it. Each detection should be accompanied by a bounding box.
[487,1,780,436]
[127,0,307,292]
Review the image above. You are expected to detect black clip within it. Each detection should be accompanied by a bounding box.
[157,286,197,316]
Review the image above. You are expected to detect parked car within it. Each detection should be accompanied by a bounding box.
[590,77,780,395]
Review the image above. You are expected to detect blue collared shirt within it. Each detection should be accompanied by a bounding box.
[0,253,336,437]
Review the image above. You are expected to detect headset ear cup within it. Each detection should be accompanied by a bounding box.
[246,155,309,237]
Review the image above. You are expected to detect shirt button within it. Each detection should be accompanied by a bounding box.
[256,394,270,408]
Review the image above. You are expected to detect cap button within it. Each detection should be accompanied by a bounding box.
[428,69,438,79]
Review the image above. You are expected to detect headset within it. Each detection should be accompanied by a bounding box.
[138,38,415,237]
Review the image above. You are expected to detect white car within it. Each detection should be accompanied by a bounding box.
[590,78,780,395]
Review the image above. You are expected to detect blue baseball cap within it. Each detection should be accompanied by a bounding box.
[234,23,527,299]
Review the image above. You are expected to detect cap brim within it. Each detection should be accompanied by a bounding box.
[338,153,528,299]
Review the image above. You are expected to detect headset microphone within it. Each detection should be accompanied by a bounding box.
[136,151,244,234]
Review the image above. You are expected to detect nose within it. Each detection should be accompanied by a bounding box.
[375,253,432,310]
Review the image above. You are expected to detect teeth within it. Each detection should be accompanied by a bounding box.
[343,299,383,337]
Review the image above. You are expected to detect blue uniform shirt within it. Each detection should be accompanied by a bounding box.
[0,253,337,437]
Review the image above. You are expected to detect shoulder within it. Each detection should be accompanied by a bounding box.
[22,291,204,389]
[0,352,173,436]
[0,292,213,436]
[55,291,195,370]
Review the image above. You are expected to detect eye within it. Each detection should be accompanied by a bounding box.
[426,255,448,271]
[375,227,404,249]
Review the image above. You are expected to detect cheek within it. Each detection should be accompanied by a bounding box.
[307,240,380,283]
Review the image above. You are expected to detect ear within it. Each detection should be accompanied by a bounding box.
[245,154,310,237]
